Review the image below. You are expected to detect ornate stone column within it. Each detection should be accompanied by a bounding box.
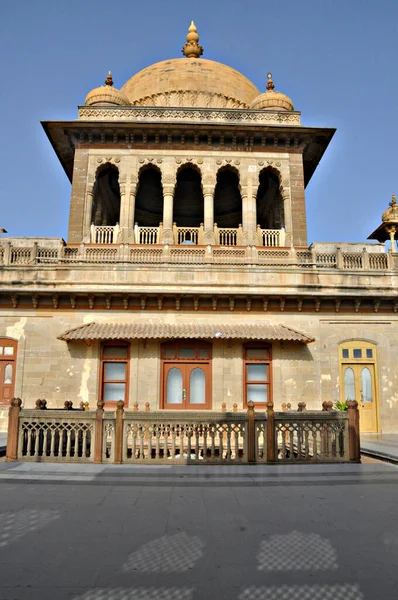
[161,177,176,244]
[127,179,137,243]
[203,174,216,245]
[83,185,94,243]
[118,174,129,243]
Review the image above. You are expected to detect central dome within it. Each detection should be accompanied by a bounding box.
[121,57,260,109]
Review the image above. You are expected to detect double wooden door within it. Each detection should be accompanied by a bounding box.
[163,362,211,409]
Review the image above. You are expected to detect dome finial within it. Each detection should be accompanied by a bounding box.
[182,20,203,58]
[391,193,397,206]
[266,72,275,91]
[105,71,114,87]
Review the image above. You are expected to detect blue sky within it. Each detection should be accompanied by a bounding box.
[1,0,397,244]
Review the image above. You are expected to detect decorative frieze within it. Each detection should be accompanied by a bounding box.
[77,106,302,126]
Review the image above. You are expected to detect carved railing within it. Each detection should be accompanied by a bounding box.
[90,224,120,244]
[257,226,285,247]
[215,224,243,246]
[274,411,349,463]
[174,224,204,245]
[6,398,360,465]
[0,240,395,271]
[16,407,96,462]
[134,224,161,245]
[123,411,248,464]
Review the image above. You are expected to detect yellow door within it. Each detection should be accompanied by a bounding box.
[342,364,378,433]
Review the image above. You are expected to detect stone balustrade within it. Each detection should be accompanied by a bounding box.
[0,239,395,271]
[6,398,360,464]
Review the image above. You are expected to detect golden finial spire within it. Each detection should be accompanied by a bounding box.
[182,20,203,58]
[266,72,275,91]
[105,71,114,86]
[391,193,397,206]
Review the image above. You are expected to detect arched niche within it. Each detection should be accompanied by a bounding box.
[135,165,164,227]
[173,165,204,227]
[214,167,242,228]
[256,168,284,229]
[91,164,121,226]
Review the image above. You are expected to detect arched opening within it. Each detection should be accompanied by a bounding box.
[135,166,164,227]
[256,168,284,230]
[214,167,242,228]
[91,164,121,226]
[173,166,204,228]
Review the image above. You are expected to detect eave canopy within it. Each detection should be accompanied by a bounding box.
[58,321,314,344]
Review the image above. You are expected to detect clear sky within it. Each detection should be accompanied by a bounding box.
[1,0,397,244]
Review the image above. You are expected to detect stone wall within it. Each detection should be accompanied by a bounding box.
[1,309,397,432]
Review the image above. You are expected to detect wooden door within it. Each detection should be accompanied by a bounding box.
[342,363,378,433]
[163,362,210,409]
[0,340,17,406]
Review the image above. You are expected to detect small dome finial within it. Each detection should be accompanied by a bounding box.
[266,72,275,91]
[182,20,203,58]
[105,71,113,86]
[391,193,397,206]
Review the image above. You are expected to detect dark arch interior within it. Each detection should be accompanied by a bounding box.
[214,168,242,228]
[91,165,120,226]
[173,167,204,227]
[256,169,284,229]
[135,167,164,226]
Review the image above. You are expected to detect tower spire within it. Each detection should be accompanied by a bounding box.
[182,21,203,58]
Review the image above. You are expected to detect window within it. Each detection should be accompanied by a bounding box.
[100,343,129,407]
[244,344,272,407]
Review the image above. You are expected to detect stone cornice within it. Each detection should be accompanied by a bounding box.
[77,105,302,126]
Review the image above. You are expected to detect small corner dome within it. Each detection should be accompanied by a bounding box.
[85,72,131,107]
[382,193,398,223]
[250,73,294,111]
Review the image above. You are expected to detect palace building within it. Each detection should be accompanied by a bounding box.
[1,22,397,435]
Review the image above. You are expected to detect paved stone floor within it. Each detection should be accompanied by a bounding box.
[0,462,398,599]
[361,433,398,461]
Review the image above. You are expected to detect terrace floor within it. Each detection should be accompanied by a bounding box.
[0,462,397,599]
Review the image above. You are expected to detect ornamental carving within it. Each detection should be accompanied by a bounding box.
[78,106,301,126]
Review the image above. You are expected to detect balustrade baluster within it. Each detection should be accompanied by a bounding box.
[312,431,318,458]
[289,430,294,461]
[34,429,40,457]
[27,429,32,456]
[50,429,55,457]
[210,427,215,459]
[43,429,48,457]
[66,429,72,458]
[139,428,144,459]
[131,430,137,460]
[179,425,184,459]
[155,429,160,459]
[195,427,200,460]
[147,428,152,460]
[74,429,79,457]
[226,427,231,460]
[203,427,207,460]
[171,427,176,460]
[219,429,224,459]
[187,428,192,457]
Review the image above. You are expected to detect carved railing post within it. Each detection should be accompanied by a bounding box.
[6,397,22,462]
[247,400,255,463]
[266,401,275,462]
[347,400,360,462]
[94,400,104,464]
[114,400,124,464]
[336,246,343,269]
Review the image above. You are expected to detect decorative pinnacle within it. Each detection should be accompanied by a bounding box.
[266,72,275,91]
[182,20,203,58]
[105,71,113,86]
[391,193,397,206]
